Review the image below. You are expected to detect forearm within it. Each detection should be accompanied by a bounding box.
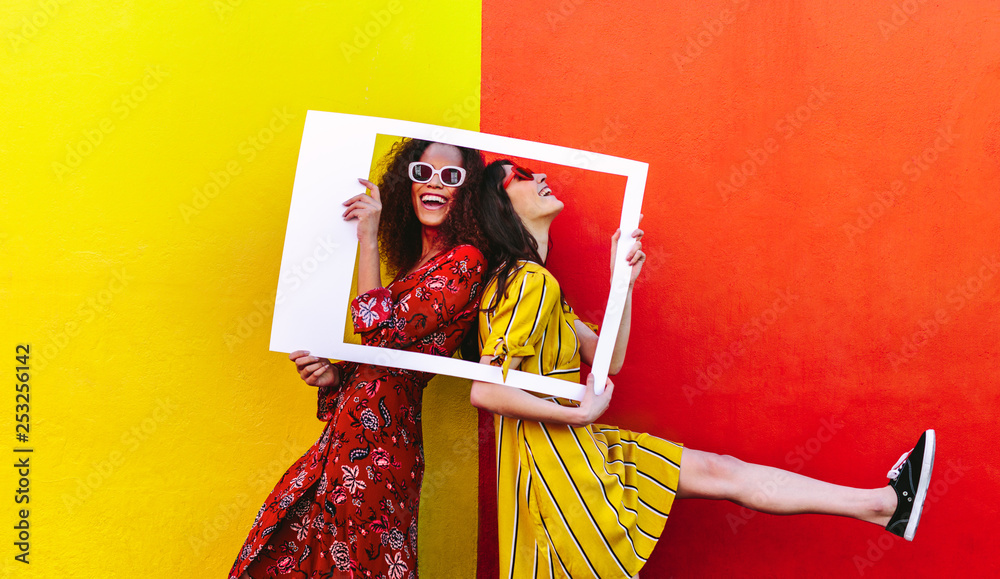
[470,380,588,427]
[608,285,634,374]
[356,237,382,296]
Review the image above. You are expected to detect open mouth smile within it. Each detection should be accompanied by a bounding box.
[420,193,450,209]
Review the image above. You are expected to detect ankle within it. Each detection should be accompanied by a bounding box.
[868,486,898,525]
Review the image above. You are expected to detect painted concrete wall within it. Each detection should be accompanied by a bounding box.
[1,2,481,577]
[4,0,997,577]
[482,1,998,577]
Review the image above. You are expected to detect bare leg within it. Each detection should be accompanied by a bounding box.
[676,448,897,526]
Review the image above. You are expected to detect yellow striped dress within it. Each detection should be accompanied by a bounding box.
[479,261,684,579]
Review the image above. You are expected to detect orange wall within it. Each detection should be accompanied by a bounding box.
[483,1,999,577]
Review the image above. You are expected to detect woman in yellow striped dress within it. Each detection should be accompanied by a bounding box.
[469,159,935,578]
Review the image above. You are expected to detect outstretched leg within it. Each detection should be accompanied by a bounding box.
[630,456,890,579]
[676,448,897,526]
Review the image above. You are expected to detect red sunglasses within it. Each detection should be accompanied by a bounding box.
[502,163,535,189]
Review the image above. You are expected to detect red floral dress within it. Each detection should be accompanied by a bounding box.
[231,245,485,579]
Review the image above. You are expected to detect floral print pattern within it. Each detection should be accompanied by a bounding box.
[230,245,485,579]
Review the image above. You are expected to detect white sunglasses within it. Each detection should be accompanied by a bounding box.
[408,162,466,187]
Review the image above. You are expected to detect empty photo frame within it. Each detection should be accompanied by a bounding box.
[269,111,647,401]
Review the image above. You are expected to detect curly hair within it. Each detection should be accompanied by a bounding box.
[375,139,486,276]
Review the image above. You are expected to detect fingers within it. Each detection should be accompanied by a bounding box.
[358,178,381,203]
[613,227,644,258]
[342,197,381,221]
[581,374,597,408]
[587,372,603,397]
[290,349,335,386]
[300,360,329,382]
[342,192,374,206]
[342,193,379,212]
[295,356,322,369]
[292,353,323,371]
[613,221,644,239]
[343,207,371,221]
[613,227,648,277]
[578,373,616,425]
[306,363,328,383]
[628,249,646,266]
[625,239,643,261]
[343,180,382,213]
[626,227,645,265]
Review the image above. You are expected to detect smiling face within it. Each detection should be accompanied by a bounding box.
[410,143,464,229]
[502,163,564,224]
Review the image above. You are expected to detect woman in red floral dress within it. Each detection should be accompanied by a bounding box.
[231,139,487,579]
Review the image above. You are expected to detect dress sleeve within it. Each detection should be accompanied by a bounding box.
[481,266,560,380]
[563,308,599,334]
[348,245,486,350]
[316,360,357,421]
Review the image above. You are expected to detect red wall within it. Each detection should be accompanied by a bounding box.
[482,1,999,577]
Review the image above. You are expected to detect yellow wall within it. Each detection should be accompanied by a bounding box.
[0,1,481,577]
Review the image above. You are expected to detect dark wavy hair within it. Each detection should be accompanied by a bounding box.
[376,139,486,275]
[475,159,546,314]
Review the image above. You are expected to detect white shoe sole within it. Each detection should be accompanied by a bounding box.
[904,429,936,541]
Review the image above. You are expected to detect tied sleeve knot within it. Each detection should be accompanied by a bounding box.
[489,339,536,381]
[490,342,511,381]
[480,265,557,381]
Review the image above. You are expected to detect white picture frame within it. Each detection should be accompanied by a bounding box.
[269,111,647,401]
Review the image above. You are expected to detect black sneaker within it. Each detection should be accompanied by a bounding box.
[885,429,936,541]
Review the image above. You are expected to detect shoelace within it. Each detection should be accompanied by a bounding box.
[887,450,911,480]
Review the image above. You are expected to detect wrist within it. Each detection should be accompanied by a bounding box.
[569,404,590,428]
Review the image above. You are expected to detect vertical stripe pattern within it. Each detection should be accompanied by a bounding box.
[480,261,683,578]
